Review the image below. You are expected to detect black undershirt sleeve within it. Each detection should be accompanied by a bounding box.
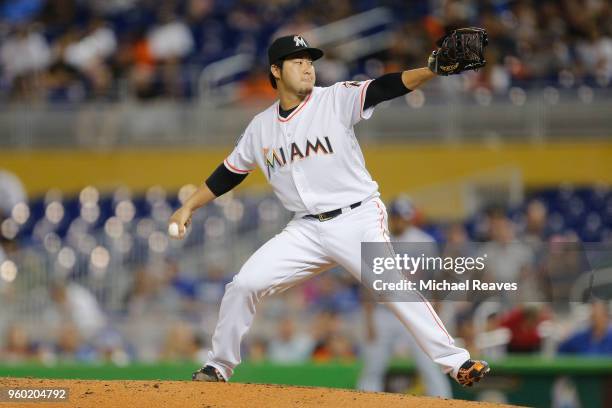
[205,163,248,197]
[363,72,412,110]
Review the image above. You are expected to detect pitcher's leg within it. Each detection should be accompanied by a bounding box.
[380,300,469,377]
[322,198,470,377]
[206,219,332,380]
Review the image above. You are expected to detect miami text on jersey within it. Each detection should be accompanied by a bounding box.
[263,136,334,178]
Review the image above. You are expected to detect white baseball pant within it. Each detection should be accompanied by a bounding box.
[205,197,470,380]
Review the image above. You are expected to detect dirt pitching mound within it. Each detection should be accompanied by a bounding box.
[1,377,517,408]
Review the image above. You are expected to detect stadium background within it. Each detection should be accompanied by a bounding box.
[1,0,611,407]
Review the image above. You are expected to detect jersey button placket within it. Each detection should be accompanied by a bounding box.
[291,162,312,212]
[290,123,315,212]
[284,125,311,214]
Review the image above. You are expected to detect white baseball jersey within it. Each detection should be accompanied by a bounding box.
[224,80,379,216]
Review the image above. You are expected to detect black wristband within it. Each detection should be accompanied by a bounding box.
[363,72,412,110]
[205,163,248,197]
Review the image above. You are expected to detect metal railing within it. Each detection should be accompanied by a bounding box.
[1,86,611,148]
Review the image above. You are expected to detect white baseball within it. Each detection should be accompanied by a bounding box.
[168,222,180,238]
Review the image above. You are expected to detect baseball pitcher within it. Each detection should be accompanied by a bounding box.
[169,29,490,387]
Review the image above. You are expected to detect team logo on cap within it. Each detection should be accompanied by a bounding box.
[293,35,308,47]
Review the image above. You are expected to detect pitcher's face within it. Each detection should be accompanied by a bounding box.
[274,52,315,96]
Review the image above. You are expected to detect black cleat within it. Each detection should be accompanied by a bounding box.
[192,365,226,382]
[455,359,490,387]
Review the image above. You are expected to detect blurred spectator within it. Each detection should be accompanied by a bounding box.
[311,332,356,363]
[498,305,552,353]
[127,265,159,315]
[308,272,360,314]
[147,5,193,98]
[63,19,116,70]
[62,17,116,98]
[127,258,196,317]
[53,321,97,361]
[47,280,107,339]
[0,323,37,362]
[160,321,200,361]
[481,211,535,302]
[148,8,193,61]
[198,263,229,306]
[558,301,612,355]
[1,1,611,102]
[471,206,504,242]
[310,311,356,362]
[521,200,549,246]
[539,233,584,305]
[162,258,201,315]
[41,61,83,102]
[128,63,161,100]
[247,337,268,363]
[267,317,314,363]
[0,25,50,98]
[445,222,469,247]
[440,222,488,285]
[185,0,221,59]
[94,328,133,364]
[388,195,431,243]
[0,170,27,221]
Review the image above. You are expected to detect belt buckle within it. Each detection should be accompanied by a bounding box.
[317,213,331,222]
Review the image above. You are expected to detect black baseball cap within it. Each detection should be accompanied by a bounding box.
[268,35,324,66]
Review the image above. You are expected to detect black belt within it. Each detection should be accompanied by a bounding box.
[304,202,362,222]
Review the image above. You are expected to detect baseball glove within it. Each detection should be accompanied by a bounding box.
[427,27,488,76]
